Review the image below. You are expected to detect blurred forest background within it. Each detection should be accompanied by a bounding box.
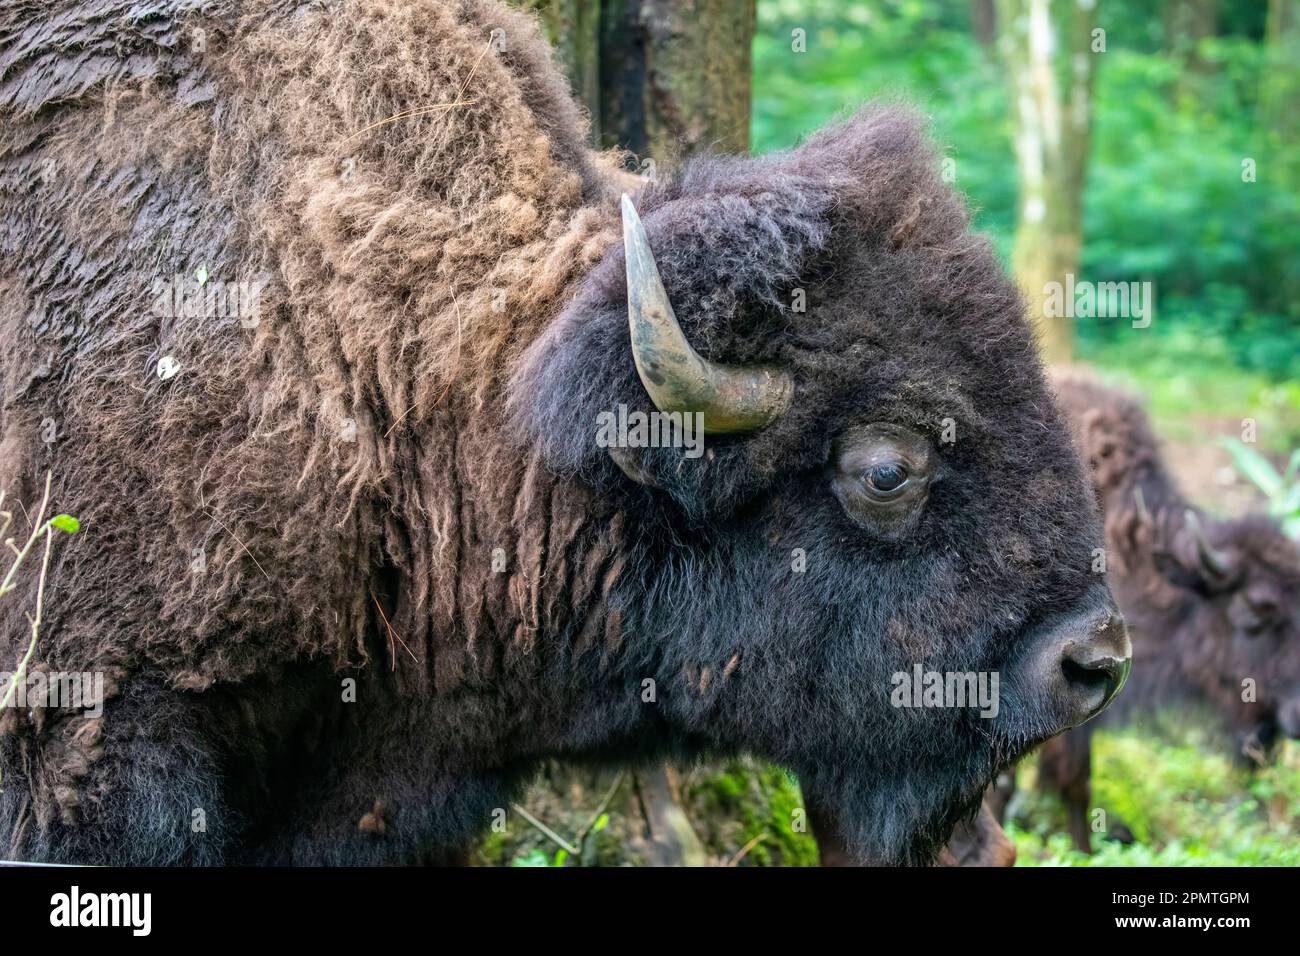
[494,0,1300,866]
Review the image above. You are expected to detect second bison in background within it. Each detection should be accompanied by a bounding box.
[1035,375,1300,852]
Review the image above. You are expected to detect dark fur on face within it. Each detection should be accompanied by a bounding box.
[515,111,1111,864]
[1054,374,1300,753]
[2,0,1105,865]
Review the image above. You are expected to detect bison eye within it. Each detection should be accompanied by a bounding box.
[864,462,908,498]
[831,423,938,538]
[1245,595,1280,632]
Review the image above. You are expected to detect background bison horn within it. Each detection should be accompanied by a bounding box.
[1183,509,1232,579]
[620,194,793,433]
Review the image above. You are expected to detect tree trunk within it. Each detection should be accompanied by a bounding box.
[522,0,604,139]
[1261,0,1300,189]
[518,0,755,165]
[971,0,997,51]
[996,0,1101,365]
[601,0,754,161]
[1165,0,1219,99]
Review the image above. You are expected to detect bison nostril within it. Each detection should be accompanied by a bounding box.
[1019,598,1133,733]
[1059,610,1132,715]
[1062,649,1130,699]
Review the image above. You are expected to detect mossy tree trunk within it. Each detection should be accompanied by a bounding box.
[971,0,997,50]
[517,0,755,163]
[600,0,755,160]
[996,0,1102,365]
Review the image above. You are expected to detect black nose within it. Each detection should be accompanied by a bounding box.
[1058,610,1131,724]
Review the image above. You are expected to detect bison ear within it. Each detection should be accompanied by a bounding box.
[1153,510,1236,594]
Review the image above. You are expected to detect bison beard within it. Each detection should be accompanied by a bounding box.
[1,0,1118,865]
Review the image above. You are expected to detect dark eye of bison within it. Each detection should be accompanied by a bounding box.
[831,423,938,537]
[1246,595,1280,631]
[864,462,908,498]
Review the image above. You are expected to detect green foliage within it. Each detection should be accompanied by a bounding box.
[752,0,1300,387]
[1012,727,1300,866]
[510,848,552,867]
[753,1,1016,253]
[473,766,641,867]
[1219,439,1300,537]
[680,758,820,867]
[1078,337,1300,454]
[49,514,80,534]
[475,760,818,867]
[1079,40,1299,383]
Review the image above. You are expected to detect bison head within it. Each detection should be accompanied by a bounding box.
[1152,509,1300,760]
[510,107,1128,864]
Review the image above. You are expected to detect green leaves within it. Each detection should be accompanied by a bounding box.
[1220,438,1282,496]
[49,514,80,534]
[1012,725,1300,866]
[1219,439,1300,539]
[510,849,549,867]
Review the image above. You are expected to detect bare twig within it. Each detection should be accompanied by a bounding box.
[201,509,271,582]
[574,771,624,845]
[0,473,51,599]
[0,472,64,796]
[511,802,579,856]
[343,99,480,144]
[369,590,420,668]
[2,528,53,714]
[725,833,767,867]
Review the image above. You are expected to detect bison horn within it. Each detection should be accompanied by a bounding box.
[1133,487,1152,526]
[620,194,793,433]
[1183,509,1232,579]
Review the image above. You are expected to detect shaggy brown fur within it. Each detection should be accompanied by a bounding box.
[3,0,627,862]
[1035,373,1300,851]
[2,0,1115,865]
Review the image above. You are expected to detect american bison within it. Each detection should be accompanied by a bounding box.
[1028,375,1300,852]
[0,0,1128,865]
